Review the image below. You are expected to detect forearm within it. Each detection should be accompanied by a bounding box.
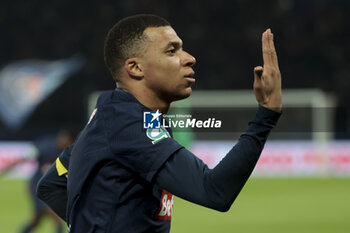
[37,161,68,221]
[156,105,281,211]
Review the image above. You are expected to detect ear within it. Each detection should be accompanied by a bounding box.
[124,58,143,80]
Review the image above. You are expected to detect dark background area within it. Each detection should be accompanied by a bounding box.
[1,0,349,139]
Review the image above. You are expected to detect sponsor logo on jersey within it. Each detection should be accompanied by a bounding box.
[156,190,174,220]
[146,127,171,144]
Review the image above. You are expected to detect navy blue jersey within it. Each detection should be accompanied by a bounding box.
[38,89,281,232]
[64,89,183,233]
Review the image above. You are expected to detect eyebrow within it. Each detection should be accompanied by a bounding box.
[165,41,183,49]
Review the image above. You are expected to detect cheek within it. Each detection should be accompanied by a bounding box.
[145,59,179,80]
[144,59,162,77]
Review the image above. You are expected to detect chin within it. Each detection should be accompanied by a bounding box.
[173,87,192,101]
[183,87,192,98]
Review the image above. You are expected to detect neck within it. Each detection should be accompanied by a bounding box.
[118,83,170,114]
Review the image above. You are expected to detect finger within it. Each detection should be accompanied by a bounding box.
[254,66,263,91]
[253,67,264,98]
[262,29,273,67]
[268,30,279,67]
[254,66,263,79]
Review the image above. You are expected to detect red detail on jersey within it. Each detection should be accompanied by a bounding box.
[155,190,174,220]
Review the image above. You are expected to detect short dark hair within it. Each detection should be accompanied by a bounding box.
[104,14,170,81]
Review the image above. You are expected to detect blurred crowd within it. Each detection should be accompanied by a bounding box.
[0,0,349,138]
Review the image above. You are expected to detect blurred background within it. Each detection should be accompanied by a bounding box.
[0,0,349,232]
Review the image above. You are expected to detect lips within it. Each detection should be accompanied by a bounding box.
[185,71,195,78]
[184,71,195,83]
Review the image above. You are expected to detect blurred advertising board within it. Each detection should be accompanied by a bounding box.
[0,142,37,178]
[191,140,350,177]
[1,140,350,178]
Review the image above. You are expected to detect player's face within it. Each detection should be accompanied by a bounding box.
[141,26,196,102]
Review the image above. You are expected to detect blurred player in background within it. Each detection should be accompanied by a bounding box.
[19,130,74,233]
[0,130,75,233]
[37,14,282,233]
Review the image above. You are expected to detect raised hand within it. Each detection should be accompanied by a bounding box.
[253,29,282,112]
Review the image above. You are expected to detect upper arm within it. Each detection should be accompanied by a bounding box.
[103,104,183,183]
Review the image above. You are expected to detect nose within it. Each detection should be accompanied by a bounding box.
[182,51,196,67]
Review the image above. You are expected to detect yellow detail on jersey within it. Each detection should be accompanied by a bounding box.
[56,158,68,178]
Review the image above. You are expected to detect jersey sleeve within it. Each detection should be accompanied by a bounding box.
[156,105,281,211]
[36,144,73,221]
[102,103,183,183]
[57,144,71,172]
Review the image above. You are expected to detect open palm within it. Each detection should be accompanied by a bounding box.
[253,29,282,112]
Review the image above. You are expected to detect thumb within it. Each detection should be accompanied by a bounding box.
[254,66,263,80]
[254,66,263,89]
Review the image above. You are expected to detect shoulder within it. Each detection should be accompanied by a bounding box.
[95,89,145,131]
